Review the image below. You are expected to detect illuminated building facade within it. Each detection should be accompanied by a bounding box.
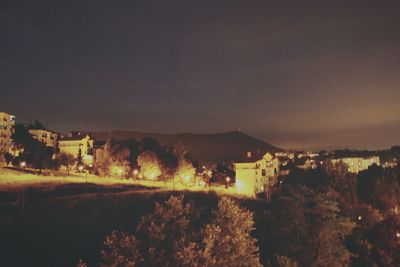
[234,152,279,197]
[331,156,380,173]
[29,129,59,147]
[58,132,94,165]
[0,111,15,153]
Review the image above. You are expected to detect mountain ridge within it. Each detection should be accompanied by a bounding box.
[89,130,282,164]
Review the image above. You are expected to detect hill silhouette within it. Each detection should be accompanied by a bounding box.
[90,130,281,164]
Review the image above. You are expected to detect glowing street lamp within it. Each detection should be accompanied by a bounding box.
[78,165,84,172]
[396,232,400,238]
[225,176,230,188]
[133,169,139,176]
[357,216,362,221]
[20,161,26,168]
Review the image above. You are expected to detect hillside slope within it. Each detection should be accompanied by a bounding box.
[90,130,281,163]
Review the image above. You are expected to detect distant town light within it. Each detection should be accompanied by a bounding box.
[226,177,230,182]
[357,216,362,221]
[396,232,400,238]
[133,169,139,176]
[20,161,26,168]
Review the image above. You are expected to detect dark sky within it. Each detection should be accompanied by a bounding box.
[1,0,399,150]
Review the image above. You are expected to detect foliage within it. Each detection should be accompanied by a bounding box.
[57,152,75,175]
[175,158,196,184]
[28,120,46,130]
[101,230,140,267]
[100,195,262,267]
[76,259,88,267]
[185,197,262,267]
[276,255,299,267]
[136,195,199,266]
[12,123,56,170]
[94,136,180,179]
[268,184,356,267]
[137,151,162,180]
[211,163,235,184]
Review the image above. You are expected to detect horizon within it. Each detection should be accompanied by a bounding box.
[3,110,399,151]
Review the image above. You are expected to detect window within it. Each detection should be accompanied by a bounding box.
[262,169,266,176]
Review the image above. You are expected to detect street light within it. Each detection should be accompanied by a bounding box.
[20,161,26,169]
[225,176,230,188]
[78,165,84,172]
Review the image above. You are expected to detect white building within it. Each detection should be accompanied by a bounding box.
[0,111,15,153]
[29,129,58,148]
[331,156,380,173]
[234,152,279,197]
[58,132,94,166]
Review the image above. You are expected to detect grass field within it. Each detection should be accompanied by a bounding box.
[0,168,256,267]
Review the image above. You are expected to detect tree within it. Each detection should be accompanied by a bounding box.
[76,147,83,168]
[175,158,196,185]
[0,153,6,167]
[211,163,235,184]
[268,185,355,267]
[99,195,263,267]
[101,230,140,267]
[3,152,13,165]
[137,151,162,180]
[136,195,199,267]
[186,197,262,267]
[58,153,75,175]
[276,255,299,267]
[28,120,46,130]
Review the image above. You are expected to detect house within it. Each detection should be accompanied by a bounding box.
[331,156,380,173]
[234,152,280,197]
[58,132,94,166]
[29,129,59,147]
[295,158,317,170]
[0,111,15,153]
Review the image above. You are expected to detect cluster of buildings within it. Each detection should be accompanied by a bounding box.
[234,150,385,198]
[0,111,95,166]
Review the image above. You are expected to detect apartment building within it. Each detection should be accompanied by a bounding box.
[58,132,94,165]
[234,152,280,197]
[0,111,15,153]
[29,129,59,147]
[331,156,380,173]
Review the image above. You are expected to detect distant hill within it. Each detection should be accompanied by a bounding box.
[89,130,281,164]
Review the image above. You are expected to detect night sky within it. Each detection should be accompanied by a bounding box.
[1,0,399,150]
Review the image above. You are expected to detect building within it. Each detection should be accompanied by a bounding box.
[29,129,58,147]
[58,132,94,166]
[0,111,15,153]
[234,152,280,197]
[331,156,380,173]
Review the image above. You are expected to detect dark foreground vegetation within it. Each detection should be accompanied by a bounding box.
[1,164,400,267]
